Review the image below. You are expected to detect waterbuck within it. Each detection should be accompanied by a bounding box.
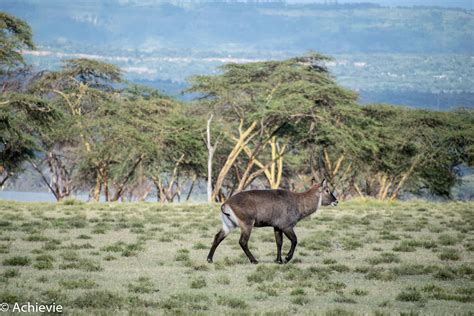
[207,179,338,264]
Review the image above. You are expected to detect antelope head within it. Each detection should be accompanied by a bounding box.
[319,179,338,207]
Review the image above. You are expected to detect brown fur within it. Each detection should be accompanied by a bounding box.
[207,179,338,264]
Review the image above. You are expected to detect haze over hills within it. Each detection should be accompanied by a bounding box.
[288,0,473,9]
[1,0,473,109]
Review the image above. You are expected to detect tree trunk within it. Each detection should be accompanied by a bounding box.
[31,152,75,201]
[152,176,167,203]
[389,156,420,201]
[0,174,9,187]
[332,154,345,176]
[93,168,103,202]
[377,174,387,199]
[206,114,215,203]
[186,174,197,201]
[211,120,257,201]
[111,155,144,201]
[323,147,332,174]
[30,160,61,201]
[240,137,287,191]
[354,183,365,198]
[272,138,286,189]
[139,184,153,202]
[163,154,185,203]
[103,170,109,202]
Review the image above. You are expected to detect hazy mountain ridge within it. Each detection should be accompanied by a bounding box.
[3,1,472,53]
[2,0,473,108]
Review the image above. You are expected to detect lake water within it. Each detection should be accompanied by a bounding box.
[0,191,89,202]
[0,191,208,203]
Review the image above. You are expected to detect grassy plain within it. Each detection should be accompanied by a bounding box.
[0,199,473,315]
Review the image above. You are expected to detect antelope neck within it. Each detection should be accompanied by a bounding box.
[297,184,322,219]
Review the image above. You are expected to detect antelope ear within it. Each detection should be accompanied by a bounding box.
[321,179,328,189]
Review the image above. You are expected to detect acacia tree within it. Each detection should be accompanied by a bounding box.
[29,58,123,201]
[0,13,60,187]
[299,103,473,200]
[0,12,34,73]
[190,53,472,201]
[359,105,473,199]
[188,53,357,201]
[295,102,380,199]
[137,93,206,203]
[0,94,58,186]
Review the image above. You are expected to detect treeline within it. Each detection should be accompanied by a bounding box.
[1,13,473,202]
[358,91,474,111]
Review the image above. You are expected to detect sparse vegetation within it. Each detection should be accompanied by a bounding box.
[438,248,461,261]
[0,200,472,314]
[190,276,207,289]
[3,256,31,266]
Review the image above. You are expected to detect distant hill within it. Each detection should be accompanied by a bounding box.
[2,0,473,109]
[2,0,472,54]
[290,0,473,10]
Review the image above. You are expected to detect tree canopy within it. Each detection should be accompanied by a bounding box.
[0,12,34,72]
[1,14,472,201]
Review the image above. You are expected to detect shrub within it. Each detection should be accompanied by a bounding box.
[329,264,350,273]
[62,198,84,205]
[438,234,458,246]
[216,275,230,285]
[2,269,20,278]
[60,250,79,261]
[342,238,363,250]
[3,256,31,266]
[128,277,155,293]
[0,290,22,304]
[323,258,337,265]
[59,259,102,272]
[257,284,278,297]
[325,308,355,316]
[217,296,249,309]
[161,293,209,311]
[391,264,430,276]
[247,265,277,283]
[291,295,310,305]
[193,242,208,250]
[365,268,397,281]
[290,288,305,296]
[73,290,123,309]
[396,287,423,302]
[352,289,368,296]
[60,278,97,289]
[190,276,207,289]
[175,249,190,262]
[438,248,460,261]
[367,253,400,265]
[433,266,457,280]
[393,240,417,252]
[334,295,356,304]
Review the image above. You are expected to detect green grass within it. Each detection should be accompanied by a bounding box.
[3,256,31,266]
[396,287,424,302]
[0,200,472,314]
[190,276,207,289]
[438,248,461,261]
[60,277,97,290]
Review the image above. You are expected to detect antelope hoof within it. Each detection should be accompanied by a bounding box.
[284,257,292,264]
[250,259,259,264]
[207,257,213,263]
[274,258,284,264]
